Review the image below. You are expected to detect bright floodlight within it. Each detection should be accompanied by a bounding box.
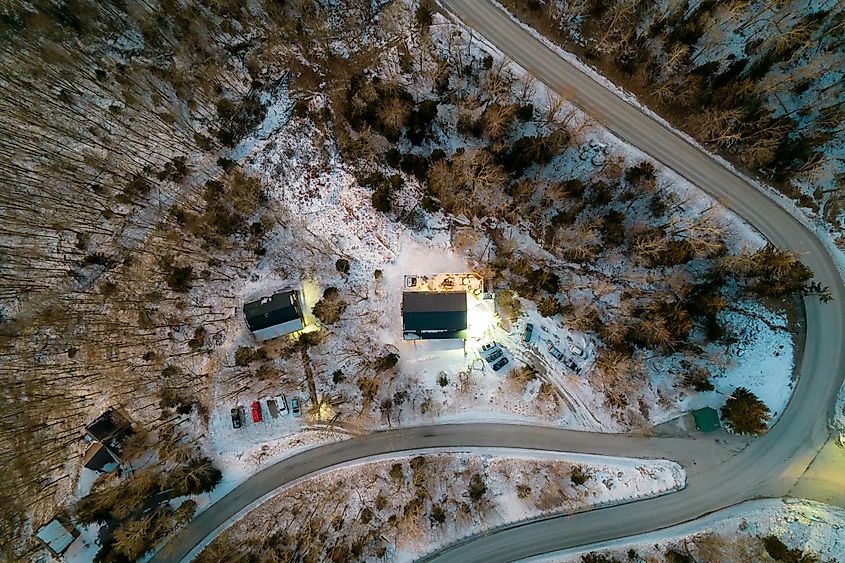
[466,294,495,339]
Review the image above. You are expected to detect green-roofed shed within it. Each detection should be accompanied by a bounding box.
[692,406,721,432]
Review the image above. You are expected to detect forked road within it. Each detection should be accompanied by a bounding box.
[153,2,845,562]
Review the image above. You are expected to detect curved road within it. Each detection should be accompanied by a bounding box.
[153,1,845,561]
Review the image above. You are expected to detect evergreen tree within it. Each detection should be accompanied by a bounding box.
[721,387,770,435]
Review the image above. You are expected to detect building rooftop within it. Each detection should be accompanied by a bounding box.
[402,291,468,340]
[692,406,721,432]
[36,518,76,556]
[82,442,118,473]
[244,290,302,331]
[85,409,132,446]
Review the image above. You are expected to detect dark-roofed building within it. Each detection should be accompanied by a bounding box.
[402,291,468,340]
[244,289,304,341]
[82,442,118,473]
[85,409,133,469]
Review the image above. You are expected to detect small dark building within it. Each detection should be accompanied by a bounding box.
[84,409,133,469]
[244,290,304,341]
[82,442,118,473]
[692,406,721,432]
[402,291,468,340]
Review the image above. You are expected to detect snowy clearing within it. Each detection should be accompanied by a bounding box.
[533,498,845,563]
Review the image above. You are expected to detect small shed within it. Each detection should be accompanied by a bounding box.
[692,406,721,432]
[82,442,118,473]
[35,514,79,558]
[85,409,133,464]
[244,290,304,341]
[402,291,468,340]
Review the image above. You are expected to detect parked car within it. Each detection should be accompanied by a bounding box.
[290,397,301,417]
[231,407,243,429]
[480,342,497,353]
[492,357,509,371]
[277,395,288,415]
[485,348,504,363]
[251,401,263,423]
[267,399,279,419]
[523,323,534,342]
[563,358,579,372]
[548,343,564,360]
[569,344,584,357]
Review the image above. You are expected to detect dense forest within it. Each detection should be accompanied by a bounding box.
[503,0,845,229]
[0,0,382,557]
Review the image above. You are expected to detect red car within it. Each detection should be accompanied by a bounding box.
[251,401,263,423]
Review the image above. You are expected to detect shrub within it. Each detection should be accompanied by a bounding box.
[335,258,350,274]
[161,261,193,292]
[581,554,620,563]
[665,549,694,563]
[312,287,348,325]
[570,465,589,486]
[415,1,433,31]
[516,103,534,121]
[235,346,265,366]
[468,473,486,502]
[684,367,715,391]
[760,534,818,562]
[216,98,237,120]
[374,352,399,371]
[188,327,206,350]
[624,161,656,190]
[430,503,446,525]
[371,183,391,212]
[165,456,222,496]
[538,296,562,317]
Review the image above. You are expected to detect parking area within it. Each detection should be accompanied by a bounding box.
[211,394,313,455]
[230,395,304,430]
[476,341,513,374]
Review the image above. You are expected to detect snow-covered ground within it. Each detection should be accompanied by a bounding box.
[648,299,796,427]
[191,0,803,473]
[194,450,684,562]
[533,498,845,563]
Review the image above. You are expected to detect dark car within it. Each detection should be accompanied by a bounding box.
[231,407,243,429]
[251,401,263,423]
[290,397,301,417]
[563,358,578,372]
[485,348,504,363]
[523,323,534,342]
[548,343,564,360]
[492,357,509,371]
[267,399,279,419]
